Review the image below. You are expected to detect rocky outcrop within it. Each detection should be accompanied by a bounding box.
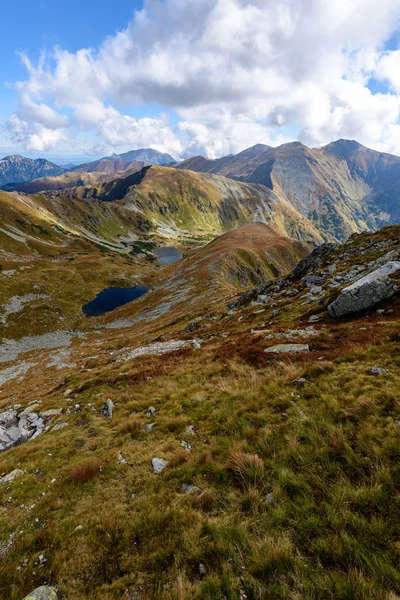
[290,244,338,280]
[328,261,400,317]
[0,405,62,452]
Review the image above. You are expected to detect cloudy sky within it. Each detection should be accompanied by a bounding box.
[1,0,400,161]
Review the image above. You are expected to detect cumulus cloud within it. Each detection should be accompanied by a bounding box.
[5,0,400,157]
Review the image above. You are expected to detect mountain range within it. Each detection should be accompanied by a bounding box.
[177,139,400,240]
[0,148,176,188]
[3,139,400,243]
[0,154,63,187]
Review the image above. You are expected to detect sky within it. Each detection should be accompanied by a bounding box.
[1,0,400,163]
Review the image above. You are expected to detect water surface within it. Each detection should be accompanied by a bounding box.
[82,285,149,317]
[155,247,183,265]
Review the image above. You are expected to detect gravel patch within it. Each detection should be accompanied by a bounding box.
[0,331,84,363]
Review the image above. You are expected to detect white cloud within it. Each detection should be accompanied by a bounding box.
[5,0,400,157]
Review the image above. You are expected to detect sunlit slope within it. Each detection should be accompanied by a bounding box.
[52,165,323,243]
[178,139,400,240]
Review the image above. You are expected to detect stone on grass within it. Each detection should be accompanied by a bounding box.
[118,451,127,464]
[1,469,24,484]
[145,406,156,417]
[371,366,387,375]
[181,483,200,493]
[264,344,309,354]
[100,399,114,419]
[327,261,400,318]
[308,315,321,323]
[144,423,155,432]
[152,458,168,474]
[22,586,58,600]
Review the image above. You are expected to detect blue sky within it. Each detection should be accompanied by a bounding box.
[0,0,143,160]
[1,0,400,162]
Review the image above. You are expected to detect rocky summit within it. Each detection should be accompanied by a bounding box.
[0,144,399,600]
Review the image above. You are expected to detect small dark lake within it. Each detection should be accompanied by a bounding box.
[155,247,183,265]
[82,285,150,317]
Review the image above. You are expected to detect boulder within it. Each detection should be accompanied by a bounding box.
[22,586,58,600]
[328,261,400,318]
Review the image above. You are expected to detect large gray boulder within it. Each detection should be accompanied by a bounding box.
[328,261,400,318]
[22,586,58,600]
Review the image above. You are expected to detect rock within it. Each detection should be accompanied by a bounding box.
[181,483,201,493]
[1,468,24,484]
[0,423,32,452]
[292,378,306,387]
[52,422,69,431]
[311,285,323,295]
[152,458,168,474]
[264,344,309,354]
[64,388,73,397]
[118,451,127,464]
[19,404,41,416]
[145,406,156,417]
[100,399,114,419]
[184,320,200,333]
[308,315,321,323]
[328,261,400,318]
[185,425,195,436]
[22,586,58,600]
[290,244,337,280]
[199,563,207,576]
[192,339,201,350]
[371,366,387,375]
[144,423,156,432]
[0,410,18,427]
[180,440,191,451]
[39,409,63,420]
[271,309,280,318]
[71,525,84,535]
[265,492,275,505]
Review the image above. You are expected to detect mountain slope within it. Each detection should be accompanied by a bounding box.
[0,220,399,599]
[177,139,400,240]
[48,165,323,244]
[0,155,63,187]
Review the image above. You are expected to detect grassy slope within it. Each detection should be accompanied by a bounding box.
[0,226,399,599]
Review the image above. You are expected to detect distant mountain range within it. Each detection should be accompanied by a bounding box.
[0,155,64,187]
[0,148,176,187]
[71,148,176,174]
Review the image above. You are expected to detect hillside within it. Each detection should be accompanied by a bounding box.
[48,165,322,244]
[0,155,63,187]
[177,139,400,240]
[0,217,399,599]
